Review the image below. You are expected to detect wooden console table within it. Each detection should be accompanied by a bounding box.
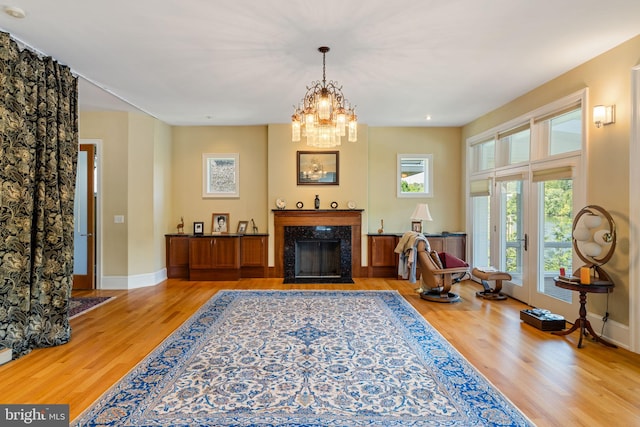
[165,234,268,280]
[367,233,466,278]
[552,277,616,348]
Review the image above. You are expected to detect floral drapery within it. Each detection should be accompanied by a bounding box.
[0,32,78,359]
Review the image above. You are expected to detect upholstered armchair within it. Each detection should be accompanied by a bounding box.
[415,240,469,303]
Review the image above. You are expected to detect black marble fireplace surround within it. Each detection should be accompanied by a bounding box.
[283,225,353,283]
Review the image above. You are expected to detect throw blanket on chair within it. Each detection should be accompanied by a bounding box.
[394,231,429,283]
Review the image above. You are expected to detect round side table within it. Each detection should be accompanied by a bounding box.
[552,277,616,348]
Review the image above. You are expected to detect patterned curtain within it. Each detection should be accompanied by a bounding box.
[0,32,78,359]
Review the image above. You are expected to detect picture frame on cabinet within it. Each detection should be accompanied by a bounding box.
[237,221,248,234]
[193,221,204,235]
[212,213,229,234]
[202,153,239,198]
[411,221,422,233]
[297,151,339,185]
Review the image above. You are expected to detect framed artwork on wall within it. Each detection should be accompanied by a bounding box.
[212,213,230,234]
[202,153,239,198]
[297,151,339,185]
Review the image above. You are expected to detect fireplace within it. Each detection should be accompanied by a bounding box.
[284,225,352,283]
[273,209,363,280]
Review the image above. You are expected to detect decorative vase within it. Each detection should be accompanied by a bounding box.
[314,195,320,209]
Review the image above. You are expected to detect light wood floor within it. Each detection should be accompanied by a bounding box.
[2,278,640,426]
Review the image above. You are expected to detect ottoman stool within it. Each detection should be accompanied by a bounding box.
[472,267,511,300]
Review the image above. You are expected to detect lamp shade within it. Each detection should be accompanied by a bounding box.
[583,213,602,229]
[572,226,591,242]
[583,242,603,257]
[410,203,433,221]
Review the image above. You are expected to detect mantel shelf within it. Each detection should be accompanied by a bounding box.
[272,209,364,212]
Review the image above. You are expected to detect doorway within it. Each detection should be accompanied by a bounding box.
[73,143,97,289]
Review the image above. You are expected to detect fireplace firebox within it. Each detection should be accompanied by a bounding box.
[284,225,353,283]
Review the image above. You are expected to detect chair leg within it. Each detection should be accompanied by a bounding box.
[475,279,508,300]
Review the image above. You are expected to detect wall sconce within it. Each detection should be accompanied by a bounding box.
[593,105,615,128]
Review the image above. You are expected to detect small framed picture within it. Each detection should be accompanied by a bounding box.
[212,213,230,233]
[237,221,248,234]
[411,221,422,233]
[193,221,204,235]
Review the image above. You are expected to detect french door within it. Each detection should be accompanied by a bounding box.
[529,175,576,315]
[496,174,529,302]
[492,171,579,319]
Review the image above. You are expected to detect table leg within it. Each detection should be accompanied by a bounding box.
[583,320,617,348]
[552,319,580,337]
[552,290,617,348]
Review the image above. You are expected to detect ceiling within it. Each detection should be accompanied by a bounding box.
[1,0,639,127]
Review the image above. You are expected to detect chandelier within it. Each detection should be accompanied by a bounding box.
[291,46,357,147]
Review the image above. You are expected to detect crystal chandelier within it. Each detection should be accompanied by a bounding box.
[291,46,357,147]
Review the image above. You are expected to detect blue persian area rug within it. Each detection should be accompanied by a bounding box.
[73,290,533,426]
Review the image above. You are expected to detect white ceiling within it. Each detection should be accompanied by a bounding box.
[1,0,639,127]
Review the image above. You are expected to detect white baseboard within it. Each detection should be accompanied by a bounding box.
[0,347,12,365]
[587,312,629,349]
[100,268,167,290]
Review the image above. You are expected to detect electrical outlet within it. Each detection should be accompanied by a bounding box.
[114,215,125,224]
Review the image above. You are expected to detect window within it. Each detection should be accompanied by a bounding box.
[397,154,433,198]
[498,125,530,166]
[548,109,582,155]
[471,139,495,172]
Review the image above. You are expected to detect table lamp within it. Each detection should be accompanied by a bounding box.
[410,203,433,233]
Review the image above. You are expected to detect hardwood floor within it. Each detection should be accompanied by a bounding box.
[2,278,640,426]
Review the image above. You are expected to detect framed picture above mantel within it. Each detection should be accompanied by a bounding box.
[297,151,339,185]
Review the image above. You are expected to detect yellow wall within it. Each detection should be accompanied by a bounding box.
[267,124,371,265]
[80,111,172,284]
[79,111,129,277]
[171,126,269,235]
[128,114,156,275]
[154,121,173,272]
[462,34,640,325]
[368,127,463,234]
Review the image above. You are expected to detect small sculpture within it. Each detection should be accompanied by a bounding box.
[251,218,258,234]
[177,217,184,234]
[377,219,384,234]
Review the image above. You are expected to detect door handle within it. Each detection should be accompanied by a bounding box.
[80,233,93,237]
[523,234,528,251]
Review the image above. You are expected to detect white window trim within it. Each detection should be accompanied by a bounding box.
[397,153,434,198]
